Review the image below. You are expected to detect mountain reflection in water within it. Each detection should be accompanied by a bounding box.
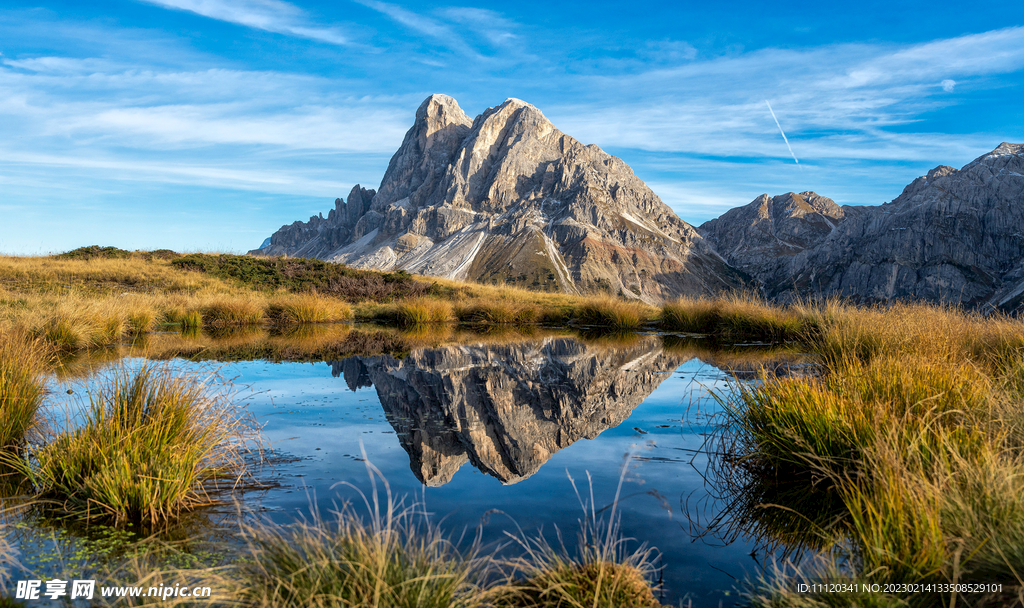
[330,336,685,486]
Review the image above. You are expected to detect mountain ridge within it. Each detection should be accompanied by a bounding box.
[252,95,1023,311]
[252,94,746,303]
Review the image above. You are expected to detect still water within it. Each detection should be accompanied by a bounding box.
[17,331,803,607]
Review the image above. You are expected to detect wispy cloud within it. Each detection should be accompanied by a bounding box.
[354,0,526,61]
[0,58,412,152]
[140,0,352,45]
[3,5,1023,252]
[551,27,1024,164]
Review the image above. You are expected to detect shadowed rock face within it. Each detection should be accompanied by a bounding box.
[699,191,859,288]
[774,143,1024,309]
[698,143,1024,310]
[329,336,685,486]
[254,94,746,303]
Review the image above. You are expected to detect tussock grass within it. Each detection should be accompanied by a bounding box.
[714,301,1024,604]
[266,293,352,324]
[17,364,257,524]
[200,298,265,328]
[574,297,652,331]
[238,463,488,608]
[663,293,817,342]
[457,300,540,325]
[0,333,45,451]
[164,307,203,331]
[128,310,157,336]
[95,465,667,607]
[38,314,86,354]
[391,297,455,326]
[492,471,661,608]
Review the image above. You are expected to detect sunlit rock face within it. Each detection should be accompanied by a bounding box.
[330,336,684,486]
[253,94,746,304]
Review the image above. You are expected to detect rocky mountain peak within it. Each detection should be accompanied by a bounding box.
[698,191,849,285]
[989,142,1024,157]
[373,94,473,210]
[253,94,745,302]
[770,142,1024,308]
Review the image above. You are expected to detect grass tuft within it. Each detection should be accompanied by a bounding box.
[457,301,540,325]
[574,297,649,330]
[266,294,352,324]
[493,470,661,608]
[201,299,265,328]
[392,298,455,326]
[237,463,486,608]
[0,333,45,451]
[662,293,816,342]
[19,364,257,524]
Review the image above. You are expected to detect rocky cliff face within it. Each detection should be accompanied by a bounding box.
[768,143,1024,308]
[698,143,1024,310]
[698,191,860,288]
[329,336,684,486]
[254,94,745,303]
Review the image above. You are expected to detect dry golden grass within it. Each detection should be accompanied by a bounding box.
[0,255,228,296]
[574,296,656,330]
[14,364,259,524]
[717,301,1024,601]
[266,293,352,324]
[663,292,817,342]
[0,332,46,451]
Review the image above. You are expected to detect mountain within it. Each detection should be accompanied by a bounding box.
[721,143,1024,309]
[329,336,684,486]
[698,191,863,287]
[252,94,746,303]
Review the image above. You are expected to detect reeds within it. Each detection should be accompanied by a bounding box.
[18,364,257,524]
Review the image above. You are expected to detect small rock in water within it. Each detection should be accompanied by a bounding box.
[633,427,648,434]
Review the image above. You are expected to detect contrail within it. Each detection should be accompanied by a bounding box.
[765,100,800,167]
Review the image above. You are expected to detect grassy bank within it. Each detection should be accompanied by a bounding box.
[0,249,673,362]
[2,248,848,365]
[709,302,1024,606]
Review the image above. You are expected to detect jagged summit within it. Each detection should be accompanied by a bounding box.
[252,96,1022,312]
[706,143,1024,310]
[253,94,745,303]
[699,191,856,286]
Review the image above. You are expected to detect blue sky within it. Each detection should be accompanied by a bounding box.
[1,1,1022,254]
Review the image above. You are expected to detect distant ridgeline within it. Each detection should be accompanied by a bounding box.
[250,95,1024,312]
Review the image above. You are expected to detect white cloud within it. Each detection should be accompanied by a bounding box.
[140,0,352,45]
[942,79,956,92]
[0,148,366,196]
[0,58,413,152]
[354,1,527,60]
[549,27,1024,163]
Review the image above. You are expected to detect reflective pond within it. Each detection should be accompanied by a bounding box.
[9,329,814,607]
